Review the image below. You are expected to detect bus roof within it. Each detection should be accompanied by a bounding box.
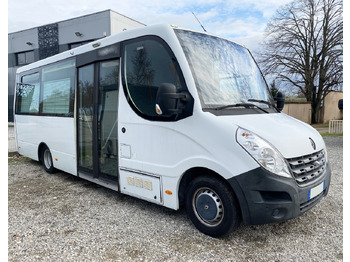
[16,24,245,75]
[16,24,177,74]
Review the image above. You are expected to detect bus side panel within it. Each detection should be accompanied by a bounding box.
[15,115,77,175]
[15,115,40,161]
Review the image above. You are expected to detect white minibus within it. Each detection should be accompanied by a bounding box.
[14,24,331,237]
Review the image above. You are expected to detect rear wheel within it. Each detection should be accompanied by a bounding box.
[41,146,55,173]
[185,175,241,238]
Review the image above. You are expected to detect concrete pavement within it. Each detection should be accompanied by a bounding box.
[8,123,16,153]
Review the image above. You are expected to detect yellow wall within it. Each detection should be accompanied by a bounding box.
[282,91,343,124]
[282,103,312,124]
[321,91,343,123]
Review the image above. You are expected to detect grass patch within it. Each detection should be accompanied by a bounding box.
[312,124,329,129]
[8,152,20,158]
[321,133,343,137]
[285,97,308,103]
[8,152,32,164]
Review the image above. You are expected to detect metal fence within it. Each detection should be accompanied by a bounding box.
[328,120,343,134]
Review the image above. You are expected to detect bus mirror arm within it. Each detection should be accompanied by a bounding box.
[155,83,188,117]
[273,91,285,112]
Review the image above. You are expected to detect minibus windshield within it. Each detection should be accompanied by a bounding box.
[175,29,274,110]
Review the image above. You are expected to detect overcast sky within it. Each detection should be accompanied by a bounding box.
[8,0,294,51]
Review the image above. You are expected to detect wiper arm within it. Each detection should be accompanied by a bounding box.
[214,103,269,113]
[247,98,280,112]
[247,99,273,106]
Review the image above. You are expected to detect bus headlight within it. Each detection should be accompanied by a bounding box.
[236,127,292,178]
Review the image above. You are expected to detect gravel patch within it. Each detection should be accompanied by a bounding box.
[8,136,343,261]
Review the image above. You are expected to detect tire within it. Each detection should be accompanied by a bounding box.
[185,175,241,238]
[41,146,55,173]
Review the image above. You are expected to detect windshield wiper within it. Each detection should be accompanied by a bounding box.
[247,99,273,105]
[248,99,278,111]
[214,103,269,113]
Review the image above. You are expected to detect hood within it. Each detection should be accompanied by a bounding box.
[220,113,325,158]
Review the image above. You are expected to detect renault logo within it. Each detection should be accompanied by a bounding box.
[309,137,316,150]
[313,160,320,167]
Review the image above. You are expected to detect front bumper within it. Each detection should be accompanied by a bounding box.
[228,163,331,225]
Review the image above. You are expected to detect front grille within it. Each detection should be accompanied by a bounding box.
[287,150,327,186]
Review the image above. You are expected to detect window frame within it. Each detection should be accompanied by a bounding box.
[15,57,76,117]
[16,50,35,66]
[40,58,76,116]
[121,35,193,122]
[15,70,41,115]
[69,40,94,50]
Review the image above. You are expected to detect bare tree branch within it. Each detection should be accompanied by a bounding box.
[257,0,343,123]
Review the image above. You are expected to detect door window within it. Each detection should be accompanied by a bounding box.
[78,64,94,171]
[123,38,183,118]
[99,60,119,176]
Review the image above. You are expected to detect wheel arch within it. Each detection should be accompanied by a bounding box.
[178,167,240,210]
[38,142,49,163]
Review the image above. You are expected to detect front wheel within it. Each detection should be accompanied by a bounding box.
[185,175,241,238]
[41,146,55,173]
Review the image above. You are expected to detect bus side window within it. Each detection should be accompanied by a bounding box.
[41,59,75,116]
[16,73,40,114]
[123,38,182,118]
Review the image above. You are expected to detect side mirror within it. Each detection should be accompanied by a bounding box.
[338,99,343,110]
[155,83,187,117]
[274,91,285,111]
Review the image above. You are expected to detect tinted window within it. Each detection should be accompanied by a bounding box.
[41,59,75,115]
[99,60,119,176]
[17,53,26,65]
[17,51,35,65]
[78,64,94,170]
[124,38,183,117]
[15,73,40,114]
[70,41,93,49]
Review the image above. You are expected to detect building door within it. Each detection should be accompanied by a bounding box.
[77,59,119,181]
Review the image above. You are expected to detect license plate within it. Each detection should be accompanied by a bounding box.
[308,181,325,200]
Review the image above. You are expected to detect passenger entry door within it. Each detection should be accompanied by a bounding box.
[77,60,120,183]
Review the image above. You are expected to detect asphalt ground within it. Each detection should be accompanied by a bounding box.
[8,136,343,261]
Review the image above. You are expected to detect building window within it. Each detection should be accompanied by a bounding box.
[69,41,93,49]
[17,51,35,66]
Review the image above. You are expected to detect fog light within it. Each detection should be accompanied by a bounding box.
[272,208,287,219]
